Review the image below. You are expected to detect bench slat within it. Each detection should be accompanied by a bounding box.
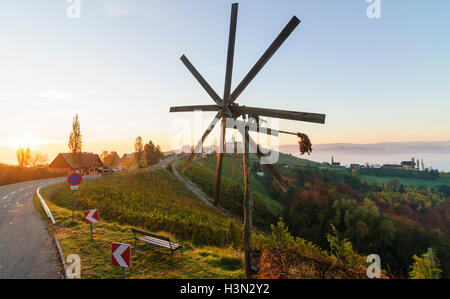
[139,237,172,248]
[138,236,181,249]
[132,228,170,242]
[132,228,182,255]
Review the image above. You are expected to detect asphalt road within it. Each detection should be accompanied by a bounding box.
[0,177,64,279]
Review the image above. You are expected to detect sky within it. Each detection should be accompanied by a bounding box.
[0,0,449,165]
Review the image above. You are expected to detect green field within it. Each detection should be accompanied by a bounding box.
[361,175,450,188]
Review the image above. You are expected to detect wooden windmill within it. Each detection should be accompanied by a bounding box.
[170,3,326,278]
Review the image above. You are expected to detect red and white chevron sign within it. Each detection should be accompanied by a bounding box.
[84,209,99,224]
[112,243,131,268]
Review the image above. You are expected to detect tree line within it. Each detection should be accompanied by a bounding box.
[16,147,48,167]
[134,136,164,168]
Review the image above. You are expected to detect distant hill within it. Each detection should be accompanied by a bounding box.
[279,141,450,171]
[281,141,450,154]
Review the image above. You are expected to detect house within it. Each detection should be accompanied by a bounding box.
[49,153,103,175]
[331,156,341,167]
[256,167,265,177]
[401,161,415,170]
[350,164,361,169]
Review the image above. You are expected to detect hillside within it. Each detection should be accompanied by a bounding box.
[176,153,450,278]
[38,165,372,279]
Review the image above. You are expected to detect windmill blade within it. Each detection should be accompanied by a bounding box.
[170,105,220,113]
[235,123,288,192]
[182,112,222,173]
[214,3,239,206]
[226,119,279,137]
[223,3,239,102]
[180,55,223,106]
[256,147,288,192]
[228,16,301,104]
[233,105,326,124]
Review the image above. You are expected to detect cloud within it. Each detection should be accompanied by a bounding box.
[102,0,136,17]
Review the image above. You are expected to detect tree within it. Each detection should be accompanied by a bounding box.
[100,151,109,164]
[409,250,442,279]
[16,147,31,167]
[100,151,120,168]
[16,148,47,167]
[29,151,48,167]
[411,157,416,170]
[144,140,164,166]
[134,136,144,168]
[68,114,82,158]
[121,155,136,170]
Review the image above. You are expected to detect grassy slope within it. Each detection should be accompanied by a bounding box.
[196,154,283,214]
[36,169,244,279]
[175,155,284,230]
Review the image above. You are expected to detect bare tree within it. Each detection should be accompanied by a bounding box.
[29,151,48,167]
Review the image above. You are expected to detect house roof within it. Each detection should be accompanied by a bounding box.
[401,161,414,166]
[49,153,103,169]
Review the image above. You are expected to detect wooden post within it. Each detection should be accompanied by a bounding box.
[213,116,227,206]
[428,248,438,279]
[243,124,253,279]
[72,190,76,223]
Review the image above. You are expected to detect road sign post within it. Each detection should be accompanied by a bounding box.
[84,209,99,240]
[67,173,82,223]
[112,243,131,279]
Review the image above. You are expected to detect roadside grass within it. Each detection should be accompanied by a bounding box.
[35,183,243,279]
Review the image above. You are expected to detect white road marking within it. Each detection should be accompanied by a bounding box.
[2,196,8,200]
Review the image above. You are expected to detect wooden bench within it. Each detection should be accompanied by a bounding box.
[132,228,183,258]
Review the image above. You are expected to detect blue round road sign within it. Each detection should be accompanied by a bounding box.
[67,173,82,186]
